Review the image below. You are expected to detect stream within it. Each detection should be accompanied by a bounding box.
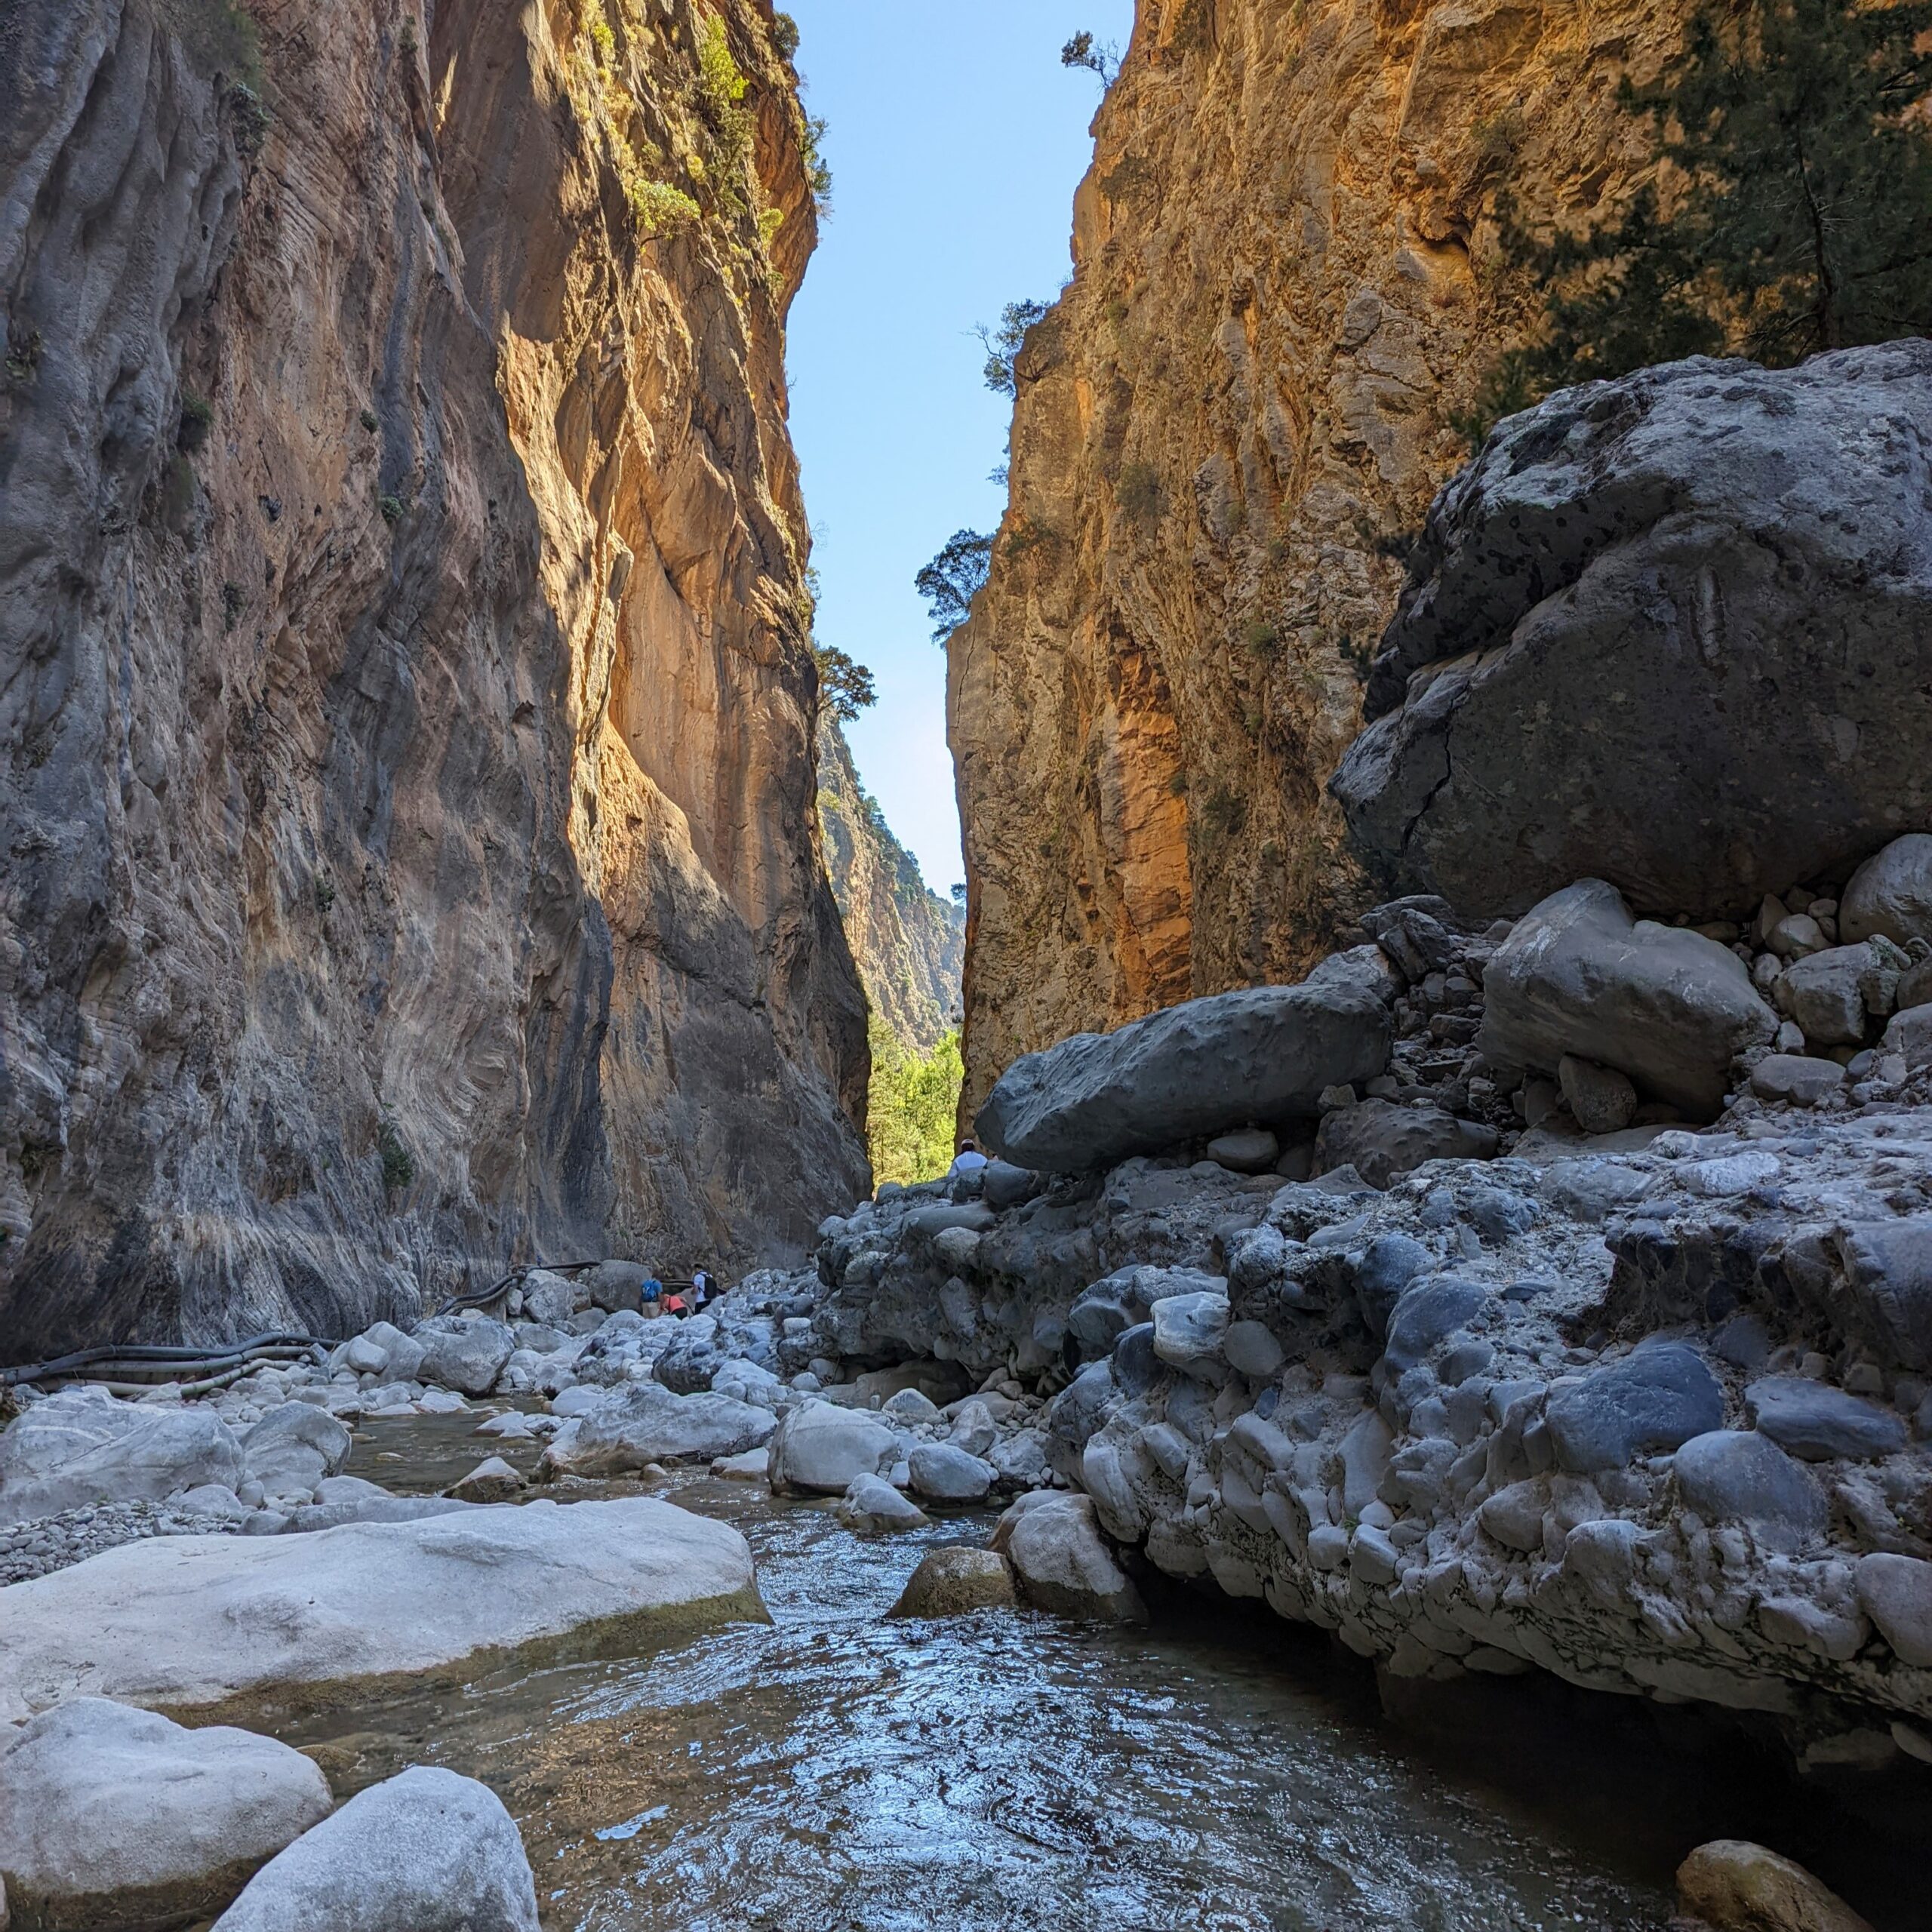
[268,1415,1922,1932]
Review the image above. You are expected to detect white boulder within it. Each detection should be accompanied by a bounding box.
[0,1498,761,1722]
[0,1387,242,1524]
[211,1766,538,1931]
[0,1697,332,1930]
[766,1400,898,1496]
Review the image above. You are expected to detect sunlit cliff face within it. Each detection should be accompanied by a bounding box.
[0,0,864,1355]
[949,0,1690,1118]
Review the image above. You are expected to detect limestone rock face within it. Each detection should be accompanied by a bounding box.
[947,0,1694,1118]
[817,718,964,1054]
[0,0,866,1361]
[1333,346,1932,919]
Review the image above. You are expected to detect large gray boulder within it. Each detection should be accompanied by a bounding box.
[0,1387,244,1524]
[211,1767,538,1932]
[540,1382,775,1477]
[766,1401,899,1497]
[1314,1099,1497,1188]
[242,1404,353,1496]
[1331,344,1932,918]
[992,1491,1146,1623]
[1840,834,1932,948]
[0,1697,333,1931]
[1479,881,1777,1117]
[0,1498,760,1723]
[974,982,1390,1171]
[1544,1343,1724,1473]
[412,1316,516,1396]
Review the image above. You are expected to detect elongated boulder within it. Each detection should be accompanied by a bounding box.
[537,1382,774,1477]
[1479,881,1776,1117]
[1332,344,1932,919]
[211,1767,538,1932]
[0,1498,761,1723]
[975,982,1390,1172]
[0,1697,334,1932]
[993,1491,1146,1623]
[0,1387,243,1524]
[1675,1839,1873,1932]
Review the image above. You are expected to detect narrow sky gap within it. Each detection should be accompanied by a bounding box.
[783,0,1136,892]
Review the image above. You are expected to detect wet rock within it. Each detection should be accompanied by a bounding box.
[992,1492,1146,1623]
[540,1383,774,1475]
[413,1317,515,1398]
[1478,882,1776,1118]
[0,1388,243,1524]
[1313,1100,1497,1189]
[1855,1553,1932,1667]
[1745,1377,1908,1462]
[1557,1056,1636,1135]
[242,1404,353,1497]
[886,1546,1017,1620]
[907,1443,996,1503]
[1673,1432,1826,1554]
[0,1697,333,1932]
[974,981,1392,1172]
[766,1401,899,1497]
[0,1498,758,1722]
[837,1473,928,1534]
[210,1766,539,1931]
[1675,1838,1873,1932]
[1840,835,1932,950]
[1751,1056,1849,1107]
[1149,1290,1230,1382]
[1543,1344,1723,1473]
[1332,346,1932,921]
[447,1457,525,1504]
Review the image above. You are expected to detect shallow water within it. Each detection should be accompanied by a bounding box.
[291,1418,1923,1932]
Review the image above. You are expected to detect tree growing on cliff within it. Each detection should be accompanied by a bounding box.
[1061,30,1120,86]
[975,299,1050,397]
[915,530,992,641]
[812,645,875,724]
[1465,0,1932,437]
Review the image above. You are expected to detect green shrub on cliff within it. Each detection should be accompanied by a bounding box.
[1463,0,1932,440]
[867,1022,963,1188]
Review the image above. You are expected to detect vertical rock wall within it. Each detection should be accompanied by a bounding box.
[949,0,1689,1118]
[817,719,964,1057]
[0,0,868,1358]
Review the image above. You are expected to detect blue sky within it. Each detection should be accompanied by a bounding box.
[783,0,1136,894]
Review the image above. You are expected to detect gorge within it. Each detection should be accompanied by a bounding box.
[5,2,1932,1931]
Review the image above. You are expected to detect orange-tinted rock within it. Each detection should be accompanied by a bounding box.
[949,0,1694,1117]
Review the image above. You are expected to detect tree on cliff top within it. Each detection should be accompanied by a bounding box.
[813,645,875,724]
[915,530,992,641]
[1465,0,1932,436]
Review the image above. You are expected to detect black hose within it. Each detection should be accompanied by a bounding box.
[2,1332,331,1389]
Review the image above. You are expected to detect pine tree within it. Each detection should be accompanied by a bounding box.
[1463,0,1932,438]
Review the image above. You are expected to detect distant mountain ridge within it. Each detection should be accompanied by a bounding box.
[817,721,964,1055]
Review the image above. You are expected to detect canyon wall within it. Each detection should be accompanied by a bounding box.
[0,0,868,1359]
[949,0,1690,1117]
[817,720,964,1056]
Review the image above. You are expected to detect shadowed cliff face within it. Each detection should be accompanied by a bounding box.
[949,0,1690,1118]
[0,0,868,1359]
